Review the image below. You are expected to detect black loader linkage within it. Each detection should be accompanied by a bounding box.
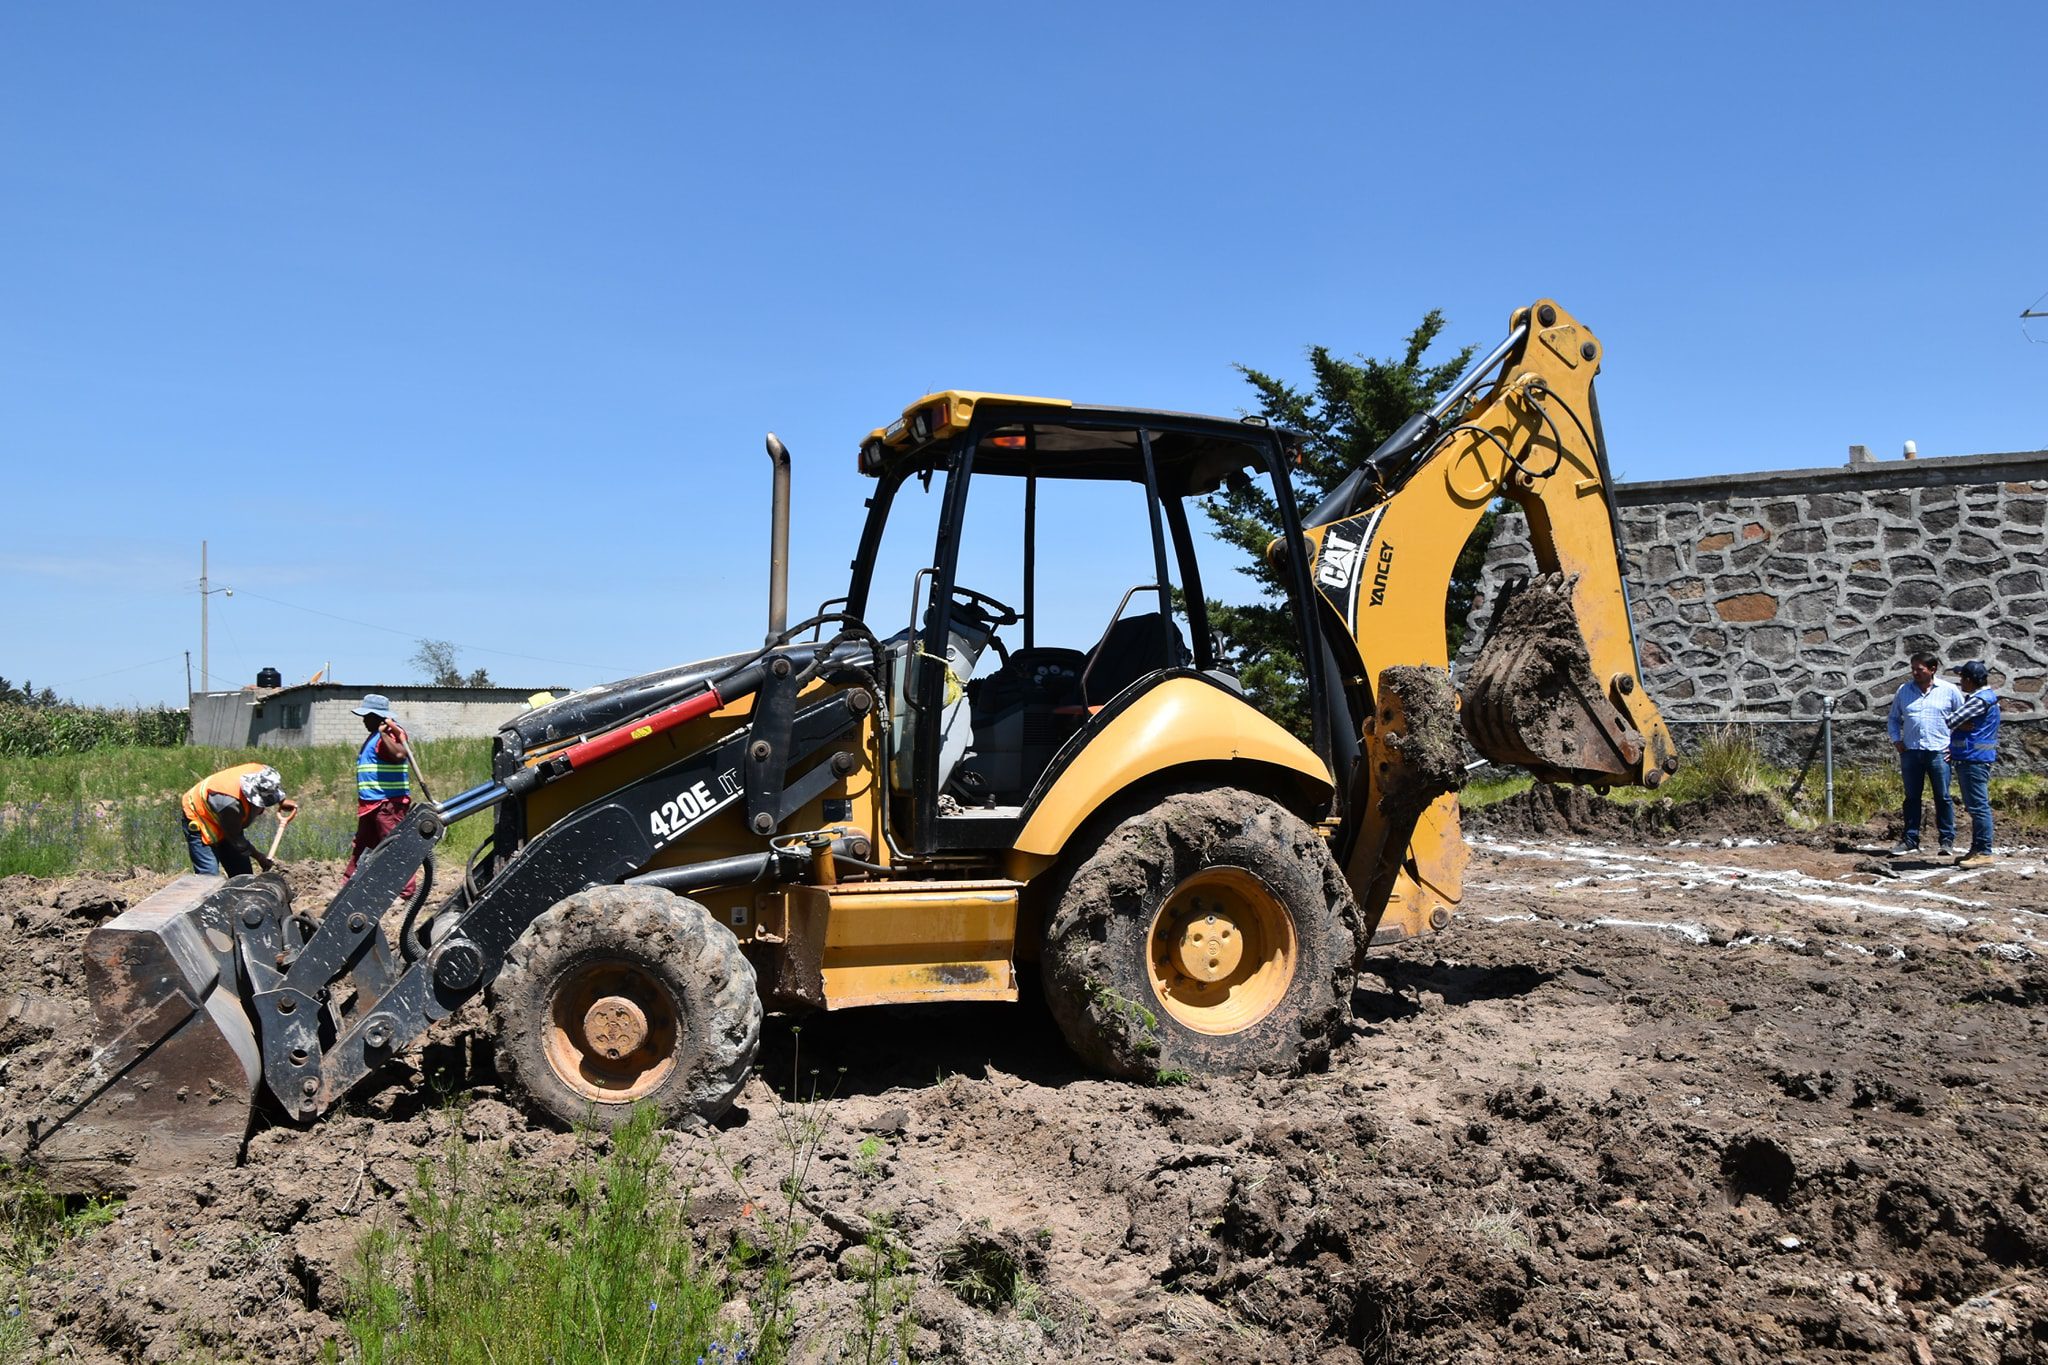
[238,670,873,1119]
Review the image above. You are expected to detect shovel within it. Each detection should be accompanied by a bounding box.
[266,808,296,862]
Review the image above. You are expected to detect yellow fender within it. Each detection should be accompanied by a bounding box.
[1008,677,1333,877]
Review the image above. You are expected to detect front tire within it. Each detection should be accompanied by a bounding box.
[487,885,761,1129]
[1041,787,1357,1080]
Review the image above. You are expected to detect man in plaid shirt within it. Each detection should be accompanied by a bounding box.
[1947,661,2001,861]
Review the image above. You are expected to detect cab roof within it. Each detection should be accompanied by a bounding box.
[861,390,1300,494]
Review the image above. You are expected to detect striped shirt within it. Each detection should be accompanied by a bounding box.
[1886,679,1963,751]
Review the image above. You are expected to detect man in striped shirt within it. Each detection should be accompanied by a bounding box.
[344,693,418,898]
[1886,653,1964,855]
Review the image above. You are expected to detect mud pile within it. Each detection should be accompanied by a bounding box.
[1465,782,1789,843]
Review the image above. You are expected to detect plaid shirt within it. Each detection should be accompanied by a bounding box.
[1949,690,1995,734]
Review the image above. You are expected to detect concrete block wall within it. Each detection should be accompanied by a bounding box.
[299,696,535,747]
[1460,449,2048,772]
[187,684,553,748]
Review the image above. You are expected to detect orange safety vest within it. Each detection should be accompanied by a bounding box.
[180,763,268,846]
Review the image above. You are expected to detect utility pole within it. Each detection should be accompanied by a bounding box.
[184,651,192,702]
[199,541,232,692]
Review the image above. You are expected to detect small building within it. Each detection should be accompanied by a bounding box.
[188,682,559,749]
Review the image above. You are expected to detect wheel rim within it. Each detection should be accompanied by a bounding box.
[1146,865,1298,1036]
[543,960,681,1102]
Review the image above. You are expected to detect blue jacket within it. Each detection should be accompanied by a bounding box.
[357,731,411,801]
[1950,688,2000,764]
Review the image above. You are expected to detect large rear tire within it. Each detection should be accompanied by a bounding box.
[487,885,761,1130]
[1041,787,1357,1080]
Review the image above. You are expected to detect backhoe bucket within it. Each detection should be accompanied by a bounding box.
[25,874,279,1193]
[1462,573,1644,785]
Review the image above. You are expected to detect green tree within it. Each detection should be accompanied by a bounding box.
[0,678,61,708]
[1203,310,1495,736]
[410,639,493,688]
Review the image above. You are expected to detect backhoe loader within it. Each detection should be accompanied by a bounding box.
[26,299,1676,1188]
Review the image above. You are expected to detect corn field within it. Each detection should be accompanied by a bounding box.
[0,704,187,758]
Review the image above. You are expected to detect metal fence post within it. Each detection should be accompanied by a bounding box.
[1822,694,1836,822]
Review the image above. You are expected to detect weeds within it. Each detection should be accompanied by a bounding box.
[335,1106,729,1365]
[1800,762,1901,826]
[1657,726,1773,802]
[851,1135,887,1188]
[1463,1204,1531,1256]
[1,1165,121,1279]
[0,1164,123,1363]
[936,1224,1061,1336]
[1084,980,1161,1062]
[843,1219,914,1365]
[726,1036,838,1361]
[938,1232,1023,1313]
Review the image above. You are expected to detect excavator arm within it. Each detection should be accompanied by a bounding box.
[1298,299,1678,944]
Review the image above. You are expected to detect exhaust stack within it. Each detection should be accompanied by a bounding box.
[765,433,791,643]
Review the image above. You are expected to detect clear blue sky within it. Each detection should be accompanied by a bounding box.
[4,3,2042,706]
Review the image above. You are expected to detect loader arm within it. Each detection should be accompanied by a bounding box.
[1299,299,1677,943]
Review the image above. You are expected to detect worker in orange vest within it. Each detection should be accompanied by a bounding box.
[179,763,299,877]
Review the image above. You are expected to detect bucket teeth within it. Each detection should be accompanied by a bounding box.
[26,874,280,1193]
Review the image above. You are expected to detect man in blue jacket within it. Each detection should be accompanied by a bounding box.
[1948,660,2001,861]
[1886,652,1963,855]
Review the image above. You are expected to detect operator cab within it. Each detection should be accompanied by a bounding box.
[842,392,1333,853]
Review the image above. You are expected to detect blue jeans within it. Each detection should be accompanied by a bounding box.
[1954,759,1993,852]
[1899,749,1954,847]
[181,812,250,877]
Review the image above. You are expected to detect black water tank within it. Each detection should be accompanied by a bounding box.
[256,667,283,689]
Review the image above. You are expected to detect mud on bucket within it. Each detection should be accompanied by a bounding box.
[21,874,280,1194]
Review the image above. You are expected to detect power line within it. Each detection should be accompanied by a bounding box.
[228,588,623,676]
[49,652,186,689]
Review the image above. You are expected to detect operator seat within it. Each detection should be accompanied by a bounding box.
[1077,612,1190,709]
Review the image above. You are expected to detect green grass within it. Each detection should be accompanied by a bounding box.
[1,1164,123,1364]
[1457,727,2045,834]
[1605,726,1773,808]
[1459,773,1533,809]
[0,739,492,878]
[336,1106,733,1365]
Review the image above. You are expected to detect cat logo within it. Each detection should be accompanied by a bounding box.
[1317,525,1364,591]
[1368,542,1395,607]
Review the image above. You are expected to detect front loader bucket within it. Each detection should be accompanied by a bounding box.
[25,874,279,1193]
[1462,573,1644,785]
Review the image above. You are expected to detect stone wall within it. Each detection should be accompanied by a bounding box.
[1461,449,2048,772]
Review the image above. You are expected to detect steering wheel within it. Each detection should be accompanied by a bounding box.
[945,584,1020,666]
[948,584,1021,630]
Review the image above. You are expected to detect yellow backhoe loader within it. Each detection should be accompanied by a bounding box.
[27,299,1675,1188]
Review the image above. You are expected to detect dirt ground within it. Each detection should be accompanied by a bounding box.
[2,801,2045,1364]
